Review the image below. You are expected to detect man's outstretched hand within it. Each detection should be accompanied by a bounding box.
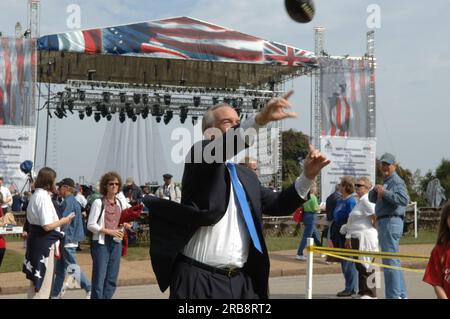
[303,144,331,180]
[255,90,297,126]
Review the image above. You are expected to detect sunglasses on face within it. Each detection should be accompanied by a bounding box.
[355,184,366,188]
[108,182,119,186]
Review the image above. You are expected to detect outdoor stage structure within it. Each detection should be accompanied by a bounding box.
[312,28,377,200]
[35,16,318,187]
[0,16,377,195]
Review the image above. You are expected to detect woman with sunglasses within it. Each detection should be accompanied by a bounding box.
[87,172,131,299]
[341,177,379,299]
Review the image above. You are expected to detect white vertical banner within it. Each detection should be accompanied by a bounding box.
[0,126,36,190]
[320,136,376,199]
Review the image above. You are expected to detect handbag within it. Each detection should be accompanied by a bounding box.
[292,207,304,223]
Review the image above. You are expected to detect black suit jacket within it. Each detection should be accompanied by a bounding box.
[145,126,305,298]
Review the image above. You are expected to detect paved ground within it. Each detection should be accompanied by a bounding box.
[0,272,434,299]
[0,241,434,299]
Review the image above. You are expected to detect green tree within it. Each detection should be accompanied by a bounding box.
[435,159,450,200]
[281,129,309,188]
[375,159,425,206]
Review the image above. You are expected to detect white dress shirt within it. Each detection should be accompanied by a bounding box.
[182,115,313,268]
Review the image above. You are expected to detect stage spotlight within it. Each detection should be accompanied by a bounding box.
[119,92,126,103]
[192,116,198,126]
[106,114,112,121]
[212,96,219,105]
[79,111,85,120]
[142,106,149,119]
[179,106,188,124]
[164,110,173,125]
[223,97,231,105]
[65,88,72,99]
[102,92,111,103]
[133,93,141,104]
[151,104,161,117]
[78,90,86,101]
[132,115,137,122]
[86,106,93,117]
[193,96,201,107]
[143,94,149,105]
[164,94,171,106]
[94,113,101,122]
[156,116,162,123]
[67,99,74,113]
[119,111,126,123]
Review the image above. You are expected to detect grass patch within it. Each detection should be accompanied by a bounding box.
[0,249,23,273]
[400,230,437,245]
[265,235,300,251]
[123,246,150,261]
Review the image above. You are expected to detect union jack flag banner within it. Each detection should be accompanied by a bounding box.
[38,16,317,67]
[320,57,371,138]
[0,38,36,126]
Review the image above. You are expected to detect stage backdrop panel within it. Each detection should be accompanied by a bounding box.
[320,136,376,200]
[320,57,370,138]
[0,38,36,127]
[0,126,36,189]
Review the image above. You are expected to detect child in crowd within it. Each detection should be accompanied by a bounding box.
[423,202,450,299]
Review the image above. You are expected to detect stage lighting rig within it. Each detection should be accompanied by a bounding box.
[94,113,101,122]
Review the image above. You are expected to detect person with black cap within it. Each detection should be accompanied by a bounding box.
[51,178,91,299]
[156,174,181,203]
[369,153,410,299]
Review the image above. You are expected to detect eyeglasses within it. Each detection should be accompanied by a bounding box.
[355,184,366,188]
[108,182,119,186]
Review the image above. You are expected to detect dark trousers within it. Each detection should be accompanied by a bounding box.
[170,255,259,299]
[351,238,377,298]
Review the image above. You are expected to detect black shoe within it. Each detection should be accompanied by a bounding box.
[76,247,82,252]
[336,290,354,297]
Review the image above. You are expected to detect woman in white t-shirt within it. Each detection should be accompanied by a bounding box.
[341,176,379,299]
[24,167,74,299]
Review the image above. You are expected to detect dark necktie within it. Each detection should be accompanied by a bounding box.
[226,162,263,253]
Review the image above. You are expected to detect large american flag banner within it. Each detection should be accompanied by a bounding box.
[0,38,36,126]
[320,57,371,138]
[37,16,317,67]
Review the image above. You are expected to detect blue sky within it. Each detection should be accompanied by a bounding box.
[0,0,449,184]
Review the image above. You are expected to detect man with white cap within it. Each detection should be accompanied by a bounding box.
[369,153,409,299]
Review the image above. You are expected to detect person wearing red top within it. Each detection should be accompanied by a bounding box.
[423,202,450,299]
[0,207,5,268]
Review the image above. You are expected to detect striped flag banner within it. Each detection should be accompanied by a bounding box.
[320,57,370,138]
[0,38,36,127]
[38,16,317,67]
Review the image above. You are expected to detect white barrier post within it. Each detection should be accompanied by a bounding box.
[414,201,418,239]
[305,237,314,299]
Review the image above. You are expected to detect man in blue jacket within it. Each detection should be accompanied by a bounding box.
[51,178,91,299]
[369,153,409,299]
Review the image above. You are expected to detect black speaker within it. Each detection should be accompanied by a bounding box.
[285,0,315,23]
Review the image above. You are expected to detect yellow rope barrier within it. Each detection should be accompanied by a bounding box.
[305,246,428,273]
[319,251,425,273]
[308,246,429,260]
